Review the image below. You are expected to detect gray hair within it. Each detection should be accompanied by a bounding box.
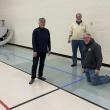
[83,32,91,37]
[76,13,82,17]
[39,18,46,22]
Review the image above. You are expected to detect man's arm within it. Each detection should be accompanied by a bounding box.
[68,26,73,43]
[32,29,37,57]
[81,47,86,73]
[94,45,103,73]
[47,30,51,52]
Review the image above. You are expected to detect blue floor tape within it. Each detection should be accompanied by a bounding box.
[61,76,85,88]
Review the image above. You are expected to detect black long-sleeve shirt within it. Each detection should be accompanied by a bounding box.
[32,27,51,53]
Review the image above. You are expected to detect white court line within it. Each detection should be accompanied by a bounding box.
[0,62,57,108]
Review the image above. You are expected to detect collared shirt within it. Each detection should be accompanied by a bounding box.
[69,21,87,40]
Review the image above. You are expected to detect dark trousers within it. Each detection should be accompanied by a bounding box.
[31,52,46,79]
[71,40,84,65]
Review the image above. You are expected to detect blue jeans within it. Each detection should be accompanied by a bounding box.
[71,40,84,65]
[85,68,110,86]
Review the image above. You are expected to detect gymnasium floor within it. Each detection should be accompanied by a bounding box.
[0,45,110,110]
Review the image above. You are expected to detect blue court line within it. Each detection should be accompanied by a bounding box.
[61,76,85,88]
[1,49,82,78]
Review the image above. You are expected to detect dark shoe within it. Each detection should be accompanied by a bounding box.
[29,79,35,84]
[71,64,77,67]
[108,77,110,82]
[38,77,46,81]
[106,75,110,82]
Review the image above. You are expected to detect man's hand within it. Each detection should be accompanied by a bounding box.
[33,52,37,57]
[68,35,72,43]
[68,39,71,43]
[95,69,100,75]
[48,51,51,56]
[81,68,85,74]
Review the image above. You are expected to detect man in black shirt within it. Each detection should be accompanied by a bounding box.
[29,18,51,84]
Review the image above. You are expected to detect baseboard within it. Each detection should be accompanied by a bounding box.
[7,43,32,49]
[51,52,71,58]
[7,43,110,67]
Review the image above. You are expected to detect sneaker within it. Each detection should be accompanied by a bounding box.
[38,77,46,81]
[29,79,35,84]
[71,64,77,67]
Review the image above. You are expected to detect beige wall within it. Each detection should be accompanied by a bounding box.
[0,0,110,64]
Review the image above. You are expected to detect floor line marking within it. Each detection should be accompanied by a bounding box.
[61,76,85,88]
[0,100,11,110]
